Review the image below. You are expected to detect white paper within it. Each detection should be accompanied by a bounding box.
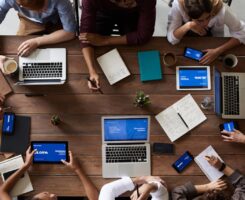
[155,94,206,142]
[0,155,33,197]
[195,145,224,181]
[97,49,130,85]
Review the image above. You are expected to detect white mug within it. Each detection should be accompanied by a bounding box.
[223,54,238,69]
[3,59,18,75]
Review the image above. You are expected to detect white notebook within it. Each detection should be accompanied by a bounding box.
[0,155,33,197]
[97,48,130,85]
[195,145,224,181]
[155,94,206,142]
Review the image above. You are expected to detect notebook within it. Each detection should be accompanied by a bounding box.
[0,70,12,96]
[155,94,206,142]
[195,145,224,181]
[1,116,30,154]
[138,50,162,81]
[97,48,130,85]
[0,155,33,197]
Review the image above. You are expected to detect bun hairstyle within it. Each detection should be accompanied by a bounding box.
[184,0,213,19]
[17,0,46,10]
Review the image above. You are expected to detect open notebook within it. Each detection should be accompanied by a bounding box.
[97,48,130,85]
[195,145,224,181]
[155,94,206,142]
[0,155,33,197]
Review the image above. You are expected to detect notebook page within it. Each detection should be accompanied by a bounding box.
[173,94,206,130]
[155,106,189,142]
[195,145,224,181]
[97,49,130,85]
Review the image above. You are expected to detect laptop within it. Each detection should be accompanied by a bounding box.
[18,48,66,85]
[102,116,151,178]
[214,67,245,119]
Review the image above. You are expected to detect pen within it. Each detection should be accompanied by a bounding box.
[86,77,103,94]
[25,93,46,97]
[136,184,140,198]
[177,112,189,129]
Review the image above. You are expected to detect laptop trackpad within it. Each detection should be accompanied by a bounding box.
[118,165,135,177]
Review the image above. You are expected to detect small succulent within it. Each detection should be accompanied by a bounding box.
[51,115,61,126]
[134,91,151,108]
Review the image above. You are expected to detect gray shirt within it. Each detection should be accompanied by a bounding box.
[0,0,76,32]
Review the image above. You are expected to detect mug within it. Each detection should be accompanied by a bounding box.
[163,52,177,67]
[3,59,18,75]
[223,54,238,69]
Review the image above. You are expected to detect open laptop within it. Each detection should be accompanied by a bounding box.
[214,67,245,119]
[18,48,66,85]
[102,116,151,178]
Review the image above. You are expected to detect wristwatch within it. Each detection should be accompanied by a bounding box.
[219,162,226,171]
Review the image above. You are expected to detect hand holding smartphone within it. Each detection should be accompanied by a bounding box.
[219,121,239,132]
[184,47,205,61]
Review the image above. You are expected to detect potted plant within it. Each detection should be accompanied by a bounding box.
[51,114,61,126]
[134,91,151,108]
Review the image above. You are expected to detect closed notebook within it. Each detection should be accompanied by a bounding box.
[0,71,12,96]
[138,50,162,81]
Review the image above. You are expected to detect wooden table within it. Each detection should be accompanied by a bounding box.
[1,36,245,197]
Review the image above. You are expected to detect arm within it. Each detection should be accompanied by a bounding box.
[62,151,99,200]
[0,1,11,24]
[0,147,35,200]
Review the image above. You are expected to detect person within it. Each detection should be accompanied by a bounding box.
[98,176,169,200]
[0,0,76,59]
[0,149,97,200]
[171,155,245,199]
[167,0,245,64]
[0,94,4,120]
[79,0,156,91]
[221,129,245,144]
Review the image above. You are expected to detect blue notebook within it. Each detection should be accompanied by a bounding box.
[138,50,162,81]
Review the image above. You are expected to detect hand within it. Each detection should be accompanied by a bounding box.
[130,183,157,200]
[88,72,100,91]
[79,33,108,46]
[205,155,223,170]
[0,55,8,74]
[23,146,36,168]
[0,94,5,120]
[189,21,207,36]
[206,180,227,191]
[221,129,245,144]
[61,151,81,171]
[18,38,40,57]
[199,48,221,64]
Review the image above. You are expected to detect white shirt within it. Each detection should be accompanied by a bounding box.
[167,0,245,45]
[99,177,169,200]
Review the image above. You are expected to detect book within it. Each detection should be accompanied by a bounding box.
[195,145,224,181]
[155,94,206,142]
[0,70,12,96]
[0,155,33,197]
[97,48,130,85]
[138,50,162,81]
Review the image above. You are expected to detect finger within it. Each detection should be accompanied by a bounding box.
[221,135,232,140]
[26,146,31,153]
[87,81,98,90]
[18,43,29,55]
[61,159,68,165]
[69,151,73,161]
[18,45,29,57]
[81,40,90,44]
[221,130,230,134]
[20,48,31,57]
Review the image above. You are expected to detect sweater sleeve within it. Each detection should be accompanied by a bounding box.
[228,170,245,200]
[171,182,199,200]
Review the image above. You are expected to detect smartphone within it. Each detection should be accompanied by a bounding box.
[219,121,239,132]
[2,169,24,181]
[2,112,15,135]
[153,143,174,154]
[172,151,194,173]
[184,47,204,61]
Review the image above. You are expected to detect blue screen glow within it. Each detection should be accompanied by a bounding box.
[184,48,204,61]
[224,122,235,132]
[179,68,208,88]
[3,114,15,133]
[33,143,67,162]
[104,118,148,141]
[173,151,193,172]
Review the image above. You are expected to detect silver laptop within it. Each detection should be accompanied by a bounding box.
[214,68,245,119]
[18,48,66,85]
[102,116,151,178]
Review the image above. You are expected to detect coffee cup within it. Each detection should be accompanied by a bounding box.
[163,52,177,67]
[223,54,238,69]
[3,59,18,75]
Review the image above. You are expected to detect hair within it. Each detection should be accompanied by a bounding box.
[184,0,213,19]
[16,0,46,10]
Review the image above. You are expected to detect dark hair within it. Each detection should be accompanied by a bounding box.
[184,0,213,19]
[17,0,46,10]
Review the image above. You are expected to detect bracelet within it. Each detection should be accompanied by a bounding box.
[219,162,226,171]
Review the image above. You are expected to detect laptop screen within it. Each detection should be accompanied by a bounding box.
[104,118,149,141]
[214,68,222,115]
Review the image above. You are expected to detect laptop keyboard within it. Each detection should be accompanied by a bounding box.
[22,62,63,79]
[224,75,240,115]
[106,146,147,163]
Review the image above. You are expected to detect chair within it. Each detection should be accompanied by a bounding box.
[168,0,232,7]
[71,0,80,36]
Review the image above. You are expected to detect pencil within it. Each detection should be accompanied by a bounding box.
[86,77,103,94]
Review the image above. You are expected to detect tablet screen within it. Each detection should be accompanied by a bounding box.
[179,67,209,89]
[32,142,68,163]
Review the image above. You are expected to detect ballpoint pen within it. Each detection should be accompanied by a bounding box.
[86,77,103,94]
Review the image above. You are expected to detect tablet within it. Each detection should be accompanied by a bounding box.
[176,66,211,90]
[31,141,68,164]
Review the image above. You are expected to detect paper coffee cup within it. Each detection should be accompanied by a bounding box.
[223,54,238,69]
[3,59,18,75]
[163,52,177,67]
